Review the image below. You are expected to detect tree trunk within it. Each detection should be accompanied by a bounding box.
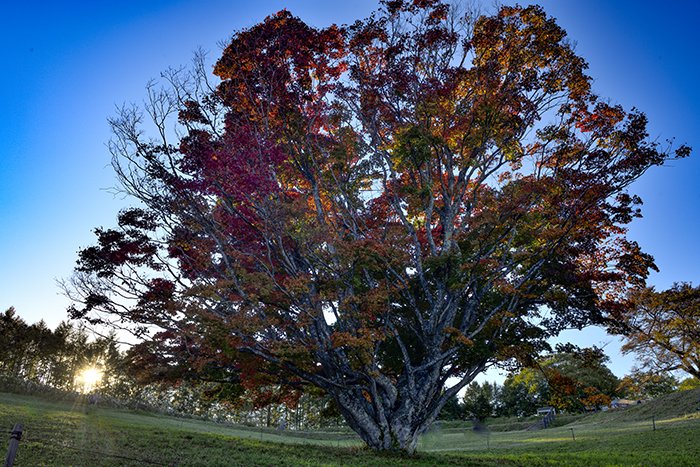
[336,399,431,453]
[318,359,487,454]
[329,379,446,454]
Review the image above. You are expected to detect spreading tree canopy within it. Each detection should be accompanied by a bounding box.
[66,0,689,453]
[618,283,700,379]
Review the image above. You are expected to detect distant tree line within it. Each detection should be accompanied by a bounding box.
[0,307,131,395]
[0,307,343,430]
[439,345,692,421]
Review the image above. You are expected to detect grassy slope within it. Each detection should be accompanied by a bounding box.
[581,387,700,423]
[0,390,699,466]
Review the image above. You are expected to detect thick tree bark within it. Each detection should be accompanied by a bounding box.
[333,390,426,453]
[322,363,485,454]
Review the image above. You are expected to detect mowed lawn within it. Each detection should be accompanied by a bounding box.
[1,391,699,466]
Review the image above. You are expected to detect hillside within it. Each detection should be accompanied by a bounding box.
[1,391,699,466]
[579,388,700,424]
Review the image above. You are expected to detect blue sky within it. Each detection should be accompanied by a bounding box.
[1,1,698,380]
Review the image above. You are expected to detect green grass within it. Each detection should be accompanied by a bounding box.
[1,390,699,466]
[436,413,586,433]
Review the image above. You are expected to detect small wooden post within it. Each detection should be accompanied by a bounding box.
[652,416,656,431]
[4,423,23,467]
[569,428,575,441]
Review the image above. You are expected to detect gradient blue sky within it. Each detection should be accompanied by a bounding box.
[1,1,698,379]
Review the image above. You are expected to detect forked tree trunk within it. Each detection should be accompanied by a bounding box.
[326,370,467,454]
[335,395,430,453]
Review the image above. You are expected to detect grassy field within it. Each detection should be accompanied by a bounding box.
[1,390,699,466]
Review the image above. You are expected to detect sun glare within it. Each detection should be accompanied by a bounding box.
[76,366,104,392]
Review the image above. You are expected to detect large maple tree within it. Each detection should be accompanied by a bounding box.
[67,1,689,452]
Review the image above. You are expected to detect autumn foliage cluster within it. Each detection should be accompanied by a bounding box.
[67,0,689,452]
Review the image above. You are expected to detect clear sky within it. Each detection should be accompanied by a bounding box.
[1,1,698,380]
